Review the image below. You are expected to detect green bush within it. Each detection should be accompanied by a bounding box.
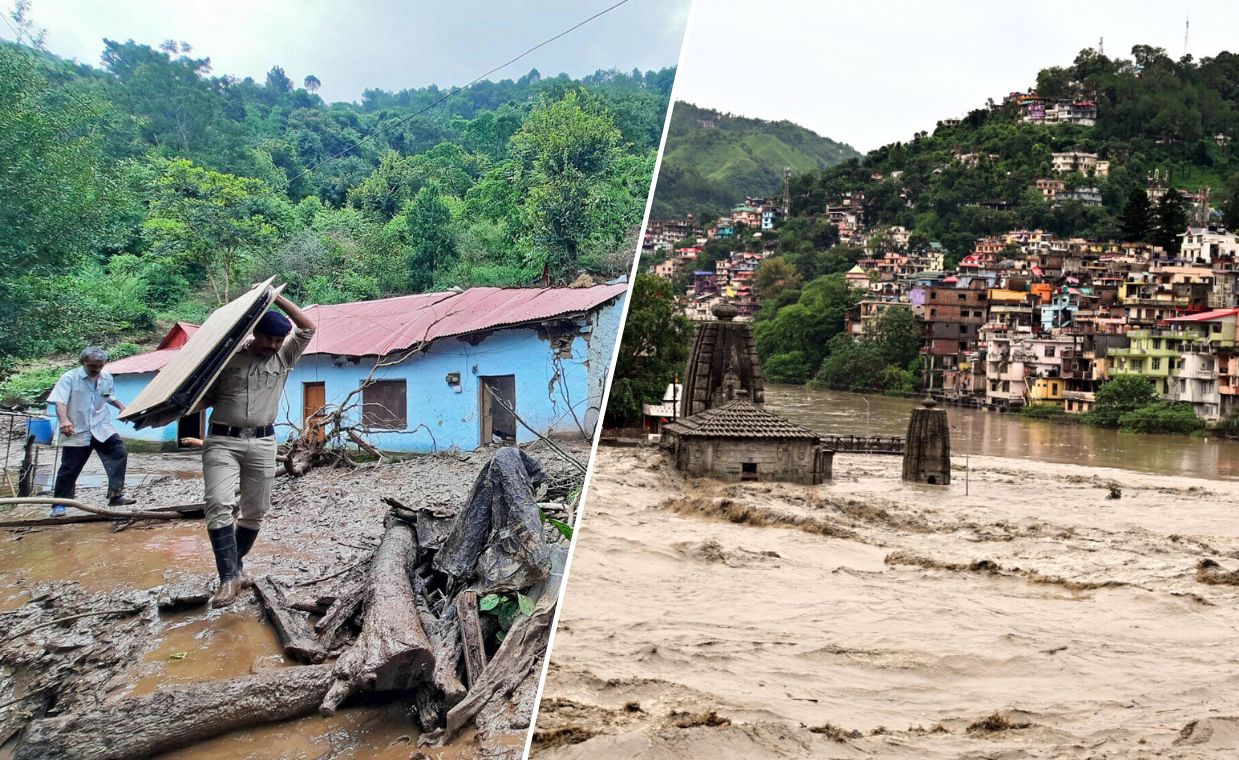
[1117,402,1205,435]
[1084,374,1159,427]
[109,342,141,360]
[765,351,813,384]
[1021,403,1063,419]
[0,365,71,406]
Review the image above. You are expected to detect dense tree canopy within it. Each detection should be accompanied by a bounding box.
[0,35,674,369]
[604,274,693,427]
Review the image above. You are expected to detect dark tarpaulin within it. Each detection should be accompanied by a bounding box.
[434,448,551,593]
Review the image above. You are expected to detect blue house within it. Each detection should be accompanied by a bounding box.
[106,284,627,452]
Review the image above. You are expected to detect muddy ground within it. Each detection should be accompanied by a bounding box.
[0,438,587,759]
[529,445,1239,759]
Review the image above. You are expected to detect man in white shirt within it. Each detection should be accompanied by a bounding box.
[47,346,135,516]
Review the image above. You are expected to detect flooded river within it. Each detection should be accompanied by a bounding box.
[766,384,1239,482]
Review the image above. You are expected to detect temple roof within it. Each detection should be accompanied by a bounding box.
[662,400,819,440]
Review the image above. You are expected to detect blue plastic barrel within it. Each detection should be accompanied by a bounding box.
[27,417,54,445]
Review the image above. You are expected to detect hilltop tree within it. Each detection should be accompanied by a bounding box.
[753,256,802,301]
[303,74,321,92]
[0,45,124,357]
[1153,188,1188,253]
[1120,188,1153,242]
[404,185,456,292]
[143,158,288,303]
[511,91,622,281]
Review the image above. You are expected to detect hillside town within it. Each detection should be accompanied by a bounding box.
[644,155,1239,423]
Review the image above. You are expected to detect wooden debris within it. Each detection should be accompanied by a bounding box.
[347,430,386,462]
[0,502,204,530]
[319,521,435,716]
[14,664,334,760]
[455,590,487,688]
[156,580,210,612]
[253,577,328,664]
[313,580,365,649]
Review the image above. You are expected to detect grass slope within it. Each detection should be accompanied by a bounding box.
[651,101,860,219]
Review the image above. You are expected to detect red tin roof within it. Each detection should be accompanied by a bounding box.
[109,285,628,373]
[303,284,626,358]
[107,322,201,375]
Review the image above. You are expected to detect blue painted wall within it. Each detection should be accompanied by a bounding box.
[110,296,624,453]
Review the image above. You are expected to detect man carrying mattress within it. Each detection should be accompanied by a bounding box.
[198,294,315,607]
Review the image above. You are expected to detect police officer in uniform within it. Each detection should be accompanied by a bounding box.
[199,295,315,607]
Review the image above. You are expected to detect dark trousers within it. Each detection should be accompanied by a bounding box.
[53,434,128,500]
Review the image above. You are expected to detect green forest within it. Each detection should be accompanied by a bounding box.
[0,19,675,380]
[650,101,859,221]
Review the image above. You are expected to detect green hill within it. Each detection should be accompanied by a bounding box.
[782,45,1239,264]
[651,101,860,219]
[0,34,675,370]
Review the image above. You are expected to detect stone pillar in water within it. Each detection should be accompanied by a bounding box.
[902,397,951,485]
[680,302,765,417]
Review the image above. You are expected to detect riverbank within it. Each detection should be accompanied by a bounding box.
[0,441,586,758]
[529,445,1239,758]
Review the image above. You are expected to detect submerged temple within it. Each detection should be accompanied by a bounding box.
[661,393,832,484]
[680,302,764,417]
[663,298,829,484]
[902,397,951,485]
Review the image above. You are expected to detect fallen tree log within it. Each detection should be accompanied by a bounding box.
[254,577,328,663]
[319,521,435,715]
[435,544,567,743]
[0,500,204,529]
[14,664,334,760]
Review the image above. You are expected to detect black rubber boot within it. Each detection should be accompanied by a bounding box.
[207,525,240,607]
[235,525,259,588]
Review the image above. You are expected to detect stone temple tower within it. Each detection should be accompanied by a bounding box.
[902,396,951,485]
[680,302,765,417]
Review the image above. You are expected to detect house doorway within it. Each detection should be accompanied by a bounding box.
[302,381,327,444]
[479,375,517,446]
[176,411,203,448]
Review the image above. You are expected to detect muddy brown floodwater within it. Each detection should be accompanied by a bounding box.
[531,421,1239,758]
[0,440,585,759]
[768,384,1239,481]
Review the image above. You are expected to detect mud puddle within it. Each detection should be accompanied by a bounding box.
[0,520,211,611]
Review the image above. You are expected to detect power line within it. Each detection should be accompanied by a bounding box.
[283,0,633,188]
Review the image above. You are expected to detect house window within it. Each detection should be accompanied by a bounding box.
[1213,323,1223,333]
[1045,346,1056,358]
[930,308,937,317]
[1151,358,1161,370]
[361,380,407,430]
[957,293,966,301]
[1052,382,1059,394]
[741,462,758,481]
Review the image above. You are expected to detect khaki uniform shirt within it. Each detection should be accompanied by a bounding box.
[204,327,314,428]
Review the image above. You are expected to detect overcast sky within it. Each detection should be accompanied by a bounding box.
[675,0,1239,153]
[2,0,690,103]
